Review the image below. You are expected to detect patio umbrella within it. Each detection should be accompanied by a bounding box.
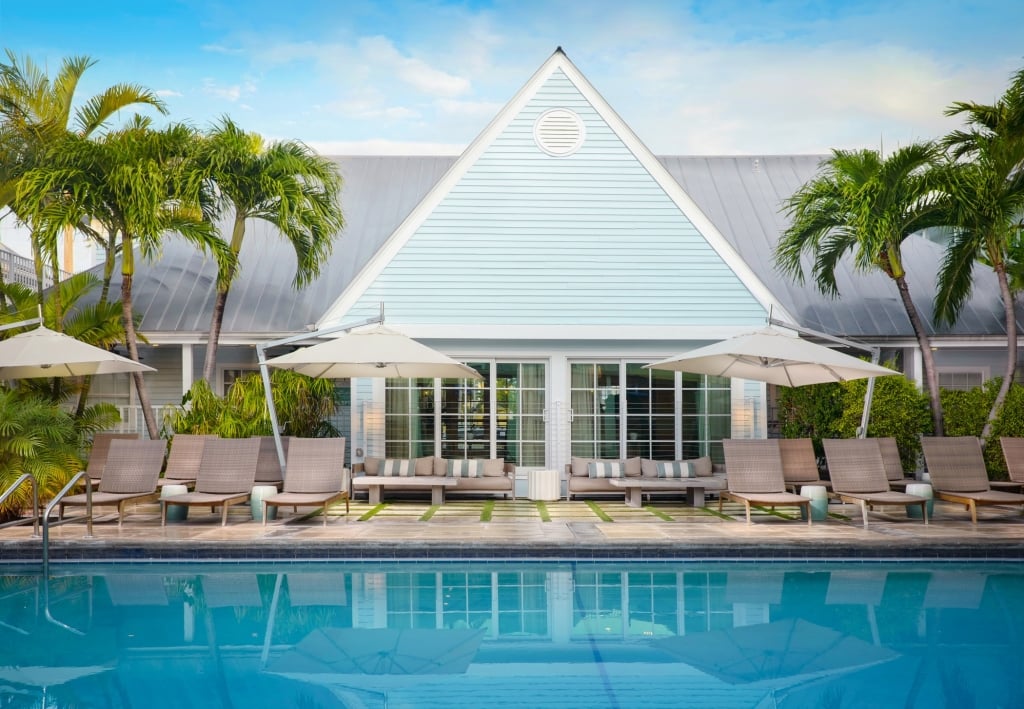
[644,327,895,388]
[654,618,898,690]
[265,627,485,678]
[0,325,155,379]
[263,325,482,380]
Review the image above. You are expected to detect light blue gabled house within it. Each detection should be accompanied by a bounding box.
[93,49,1018,471]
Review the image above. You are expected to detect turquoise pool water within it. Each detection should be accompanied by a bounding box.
[1,560,1021,708]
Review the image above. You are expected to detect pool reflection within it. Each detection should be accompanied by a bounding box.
[1,562,1022,708]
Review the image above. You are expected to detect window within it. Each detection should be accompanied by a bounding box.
[570,362,731,464]
[938,369,986,391]
[383,361,546,465]
[681,372,732,464]
[624,364,676,460]
[570,363,622,458]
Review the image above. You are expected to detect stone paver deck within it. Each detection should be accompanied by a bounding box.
[3,496,1024,563]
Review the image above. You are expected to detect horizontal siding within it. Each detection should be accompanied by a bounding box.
[351,69,765,326]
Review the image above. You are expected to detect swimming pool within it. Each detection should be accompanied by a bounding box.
[1,560,1021,708]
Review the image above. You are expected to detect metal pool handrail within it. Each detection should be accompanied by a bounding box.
[0,473,39,536]
[42,472,94,573]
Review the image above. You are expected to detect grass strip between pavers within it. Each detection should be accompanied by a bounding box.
[420,505,440,521]
[644,506,674,521]
[753,505,800,520]
[702,505,736,521]
[585,500,614,522]
[358,504,388,521]
[480,500,495,522]
[536,501,551,522]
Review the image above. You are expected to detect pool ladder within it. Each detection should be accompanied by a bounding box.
[0,471,94,577]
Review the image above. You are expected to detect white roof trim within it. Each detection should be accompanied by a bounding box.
[370,323,768,341]
[318,48,794,328]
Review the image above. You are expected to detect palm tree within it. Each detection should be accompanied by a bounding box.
[14,125,232,438]
[195,117,343,385]
[774,144,948,435]
[0,51,166,315]
[937,66,1024,439]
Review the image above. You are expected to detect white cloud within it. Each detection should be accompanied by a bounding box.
[202,44,244,56]
[155,89,183,98]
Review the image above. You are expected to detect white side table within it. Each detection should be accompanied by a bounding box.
[250,485,279,522]
[527,469,561,501]
[905,482,934,519]
[160,484,189,522]
[799,484,829,522]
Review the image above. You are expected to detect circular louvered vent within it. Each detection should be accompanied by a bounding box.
[533,108,585,156]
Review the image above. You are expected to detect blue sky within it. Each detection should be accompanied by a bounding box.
[2,0,1022,159]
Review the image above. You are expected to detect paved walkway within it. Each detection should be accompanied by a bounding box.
[4,496,1024,563]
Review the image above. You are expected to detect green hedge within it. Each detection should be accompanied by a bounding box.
[777,362,931,474]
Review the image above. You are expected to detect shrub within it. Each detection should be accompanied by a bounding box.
[0,388,83,522]
[776,381,843,461]
[833,370,932,473]
[165,371,339,438]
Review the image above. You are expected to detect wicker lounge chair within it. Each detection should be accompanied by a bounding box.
[261,437,349,526]
[920,436,1024,523]
[822,438,928,527]
[157,434,217,488]
[875,437,915,491]
[160,437,261,526]
[779,438,831,493]
[82,432,140,486]
[720,439,812,524]
[60,439,166,526]
[996,437,1024,493]
[255,435,291,488]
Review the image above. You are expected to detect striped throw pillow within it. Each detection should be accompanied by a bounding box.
[656,461,694,479]
[380,459,415,477]
[588,461,624,478]
[447,459,482,478]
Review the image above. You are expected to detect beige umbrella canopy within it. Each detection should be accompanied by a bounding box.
[645,327,896,388]
[654,618,898,689]
[0,326,155,379]
[264,325,482,380]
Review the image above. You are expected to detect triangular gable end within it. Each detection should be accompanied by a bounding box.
[320,48,795,337]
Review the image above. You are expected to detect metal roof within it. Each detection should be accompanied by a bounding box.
[93,154,1016,340]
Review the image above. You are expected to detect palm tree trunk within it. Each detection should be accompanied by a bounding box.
[895,274,944,436]
[201,284,231,385]
[201,216,245,385]
[983,265,1018,440]
[121,264,159,439]
[78,232,119,418]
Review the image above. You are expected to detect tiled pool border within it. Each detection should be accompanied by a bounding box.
[5,539,1024,564]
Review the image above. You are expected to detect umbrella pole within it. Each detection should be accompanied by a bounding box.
[256,311,385,474]
[858,350,881,439]
[769,317,882,439]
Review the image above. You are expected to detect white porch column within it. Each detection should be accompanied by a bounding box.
[181,343,194,394]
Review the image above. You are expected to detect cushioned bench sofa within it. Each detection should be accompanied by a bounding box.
[566,456,727,501]
[351,456,515,500]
